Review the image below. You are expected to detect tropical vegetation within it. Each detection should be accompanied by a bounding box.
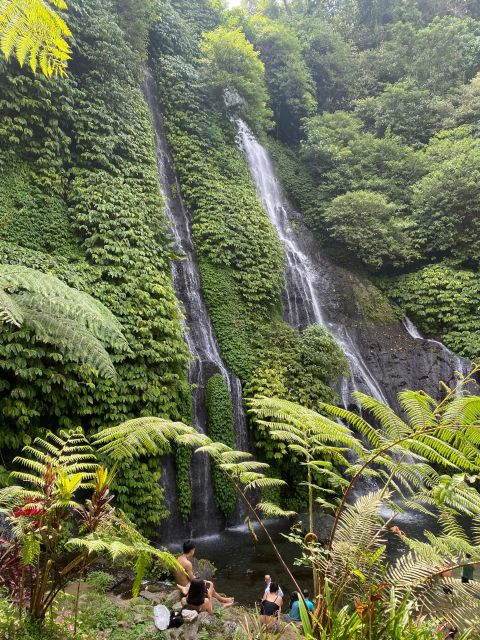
[0,0,72,77]
[1,0,480,637]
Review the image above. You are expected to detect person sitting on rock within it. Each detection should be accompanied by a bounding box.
[302,589,315,612]
[287,591,301,621]
[175,540,197,592]
[174,540,234,606]
[259,581,282,629]
[182,579,234,614]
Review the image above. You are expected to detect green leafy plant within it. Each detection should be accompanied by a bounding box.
[0,0,191,527]
[199,26,273,130]
[205,373,237,517]
[250,368,480,635]
[0,0,71,76]
[175,444,192,523]
[0,428,182,621]
[0,265,127,378]
[85,570,114,594]
[384,263,480,360]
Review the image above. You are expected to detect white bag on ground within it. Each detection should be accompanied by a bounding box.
[154,604,171,630]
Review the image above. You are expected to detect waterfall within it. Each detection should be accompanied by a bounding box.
[143,70,249,536]
[237,120,388,407]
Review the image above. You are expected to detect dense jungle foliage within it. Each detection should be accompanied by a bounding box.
[3,2,480,639]
[0,0,479,528]
[247,0,480,356]
[0,0,192,535]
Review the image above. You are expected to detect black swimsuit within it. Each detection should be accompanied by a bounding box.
[261,596,280,616]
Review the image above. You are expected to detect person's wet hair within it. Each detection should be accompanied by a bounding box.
[302,589,309,599]
[269,582,279,593]
[290,591,299,602]
[186,579,206,606]
[183,540,196,554]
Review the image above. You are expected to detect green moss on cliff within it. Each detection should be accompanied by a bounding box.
[0,0,190,533]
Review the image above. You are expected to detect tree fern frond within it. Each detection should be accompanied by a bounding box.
[441,396,480,427]
[0,485,41,509]
[25,310,117,378]
[334,490,386,553]
[10,471,46,487]
[388,552,441,591]
[0,286,23,326]
[67,534,182,572]
[11,431,98,490]
[249,396,364,453]
[27,439,61,458]
[0,266,127,377]
[14,288,126,349]
[352,391,412,439]
[11,457,46,476]
[94,417,196,459]
[243,476,286,491]
[409,434,478,471]
[398,390,437,430]
[0,0,71,77]
[220,461,269,472]
[317,402,382,447]
[132,552,150,598]
[256,501,295,518]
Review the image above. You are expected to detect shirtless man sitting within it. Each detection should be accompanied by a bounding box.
[174,540,234,606]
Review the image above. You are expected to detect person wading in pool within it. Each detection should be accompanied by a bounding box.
[174,540,234,606]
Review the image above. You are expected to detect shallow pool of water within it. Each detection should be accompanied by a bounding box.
[166,508,472,607]
[168,519,313,605]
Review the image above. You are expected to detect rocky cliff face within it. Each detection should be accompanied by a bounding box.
[292,215,469,412]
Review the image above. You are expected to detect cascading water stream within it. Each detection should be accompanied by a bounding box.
[144,70,249,536]
[237,120,388,407]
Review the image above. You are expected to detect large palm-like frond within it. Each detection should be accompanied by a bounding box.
[93,417,199,460]
[388,552,480,632]
[249,374,480,630]
[0,0,71,77]
[0,265,127,379]
[249,396,364,455]
[0,430,98,518]
[248,396,367,526]
[13,429,98,490]
[94,417,292,517]
[67,533,181,596]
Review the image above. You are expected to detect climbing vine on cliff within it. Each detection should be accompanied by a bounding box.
[149,0,284,388]
[0,0,190,531]
[383,264,480,361]
[206,374,237,517]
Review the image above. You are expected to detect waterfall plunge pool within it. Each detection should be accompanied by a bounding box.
[165,509,444,606]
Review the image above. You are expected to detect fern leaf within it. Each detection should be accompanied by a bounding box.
[94,417,198,459]
[132,552,150,598]
[0,287,23,326]
[25,310,117,378]
[0,0,71,77]
[256,501,295,518]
